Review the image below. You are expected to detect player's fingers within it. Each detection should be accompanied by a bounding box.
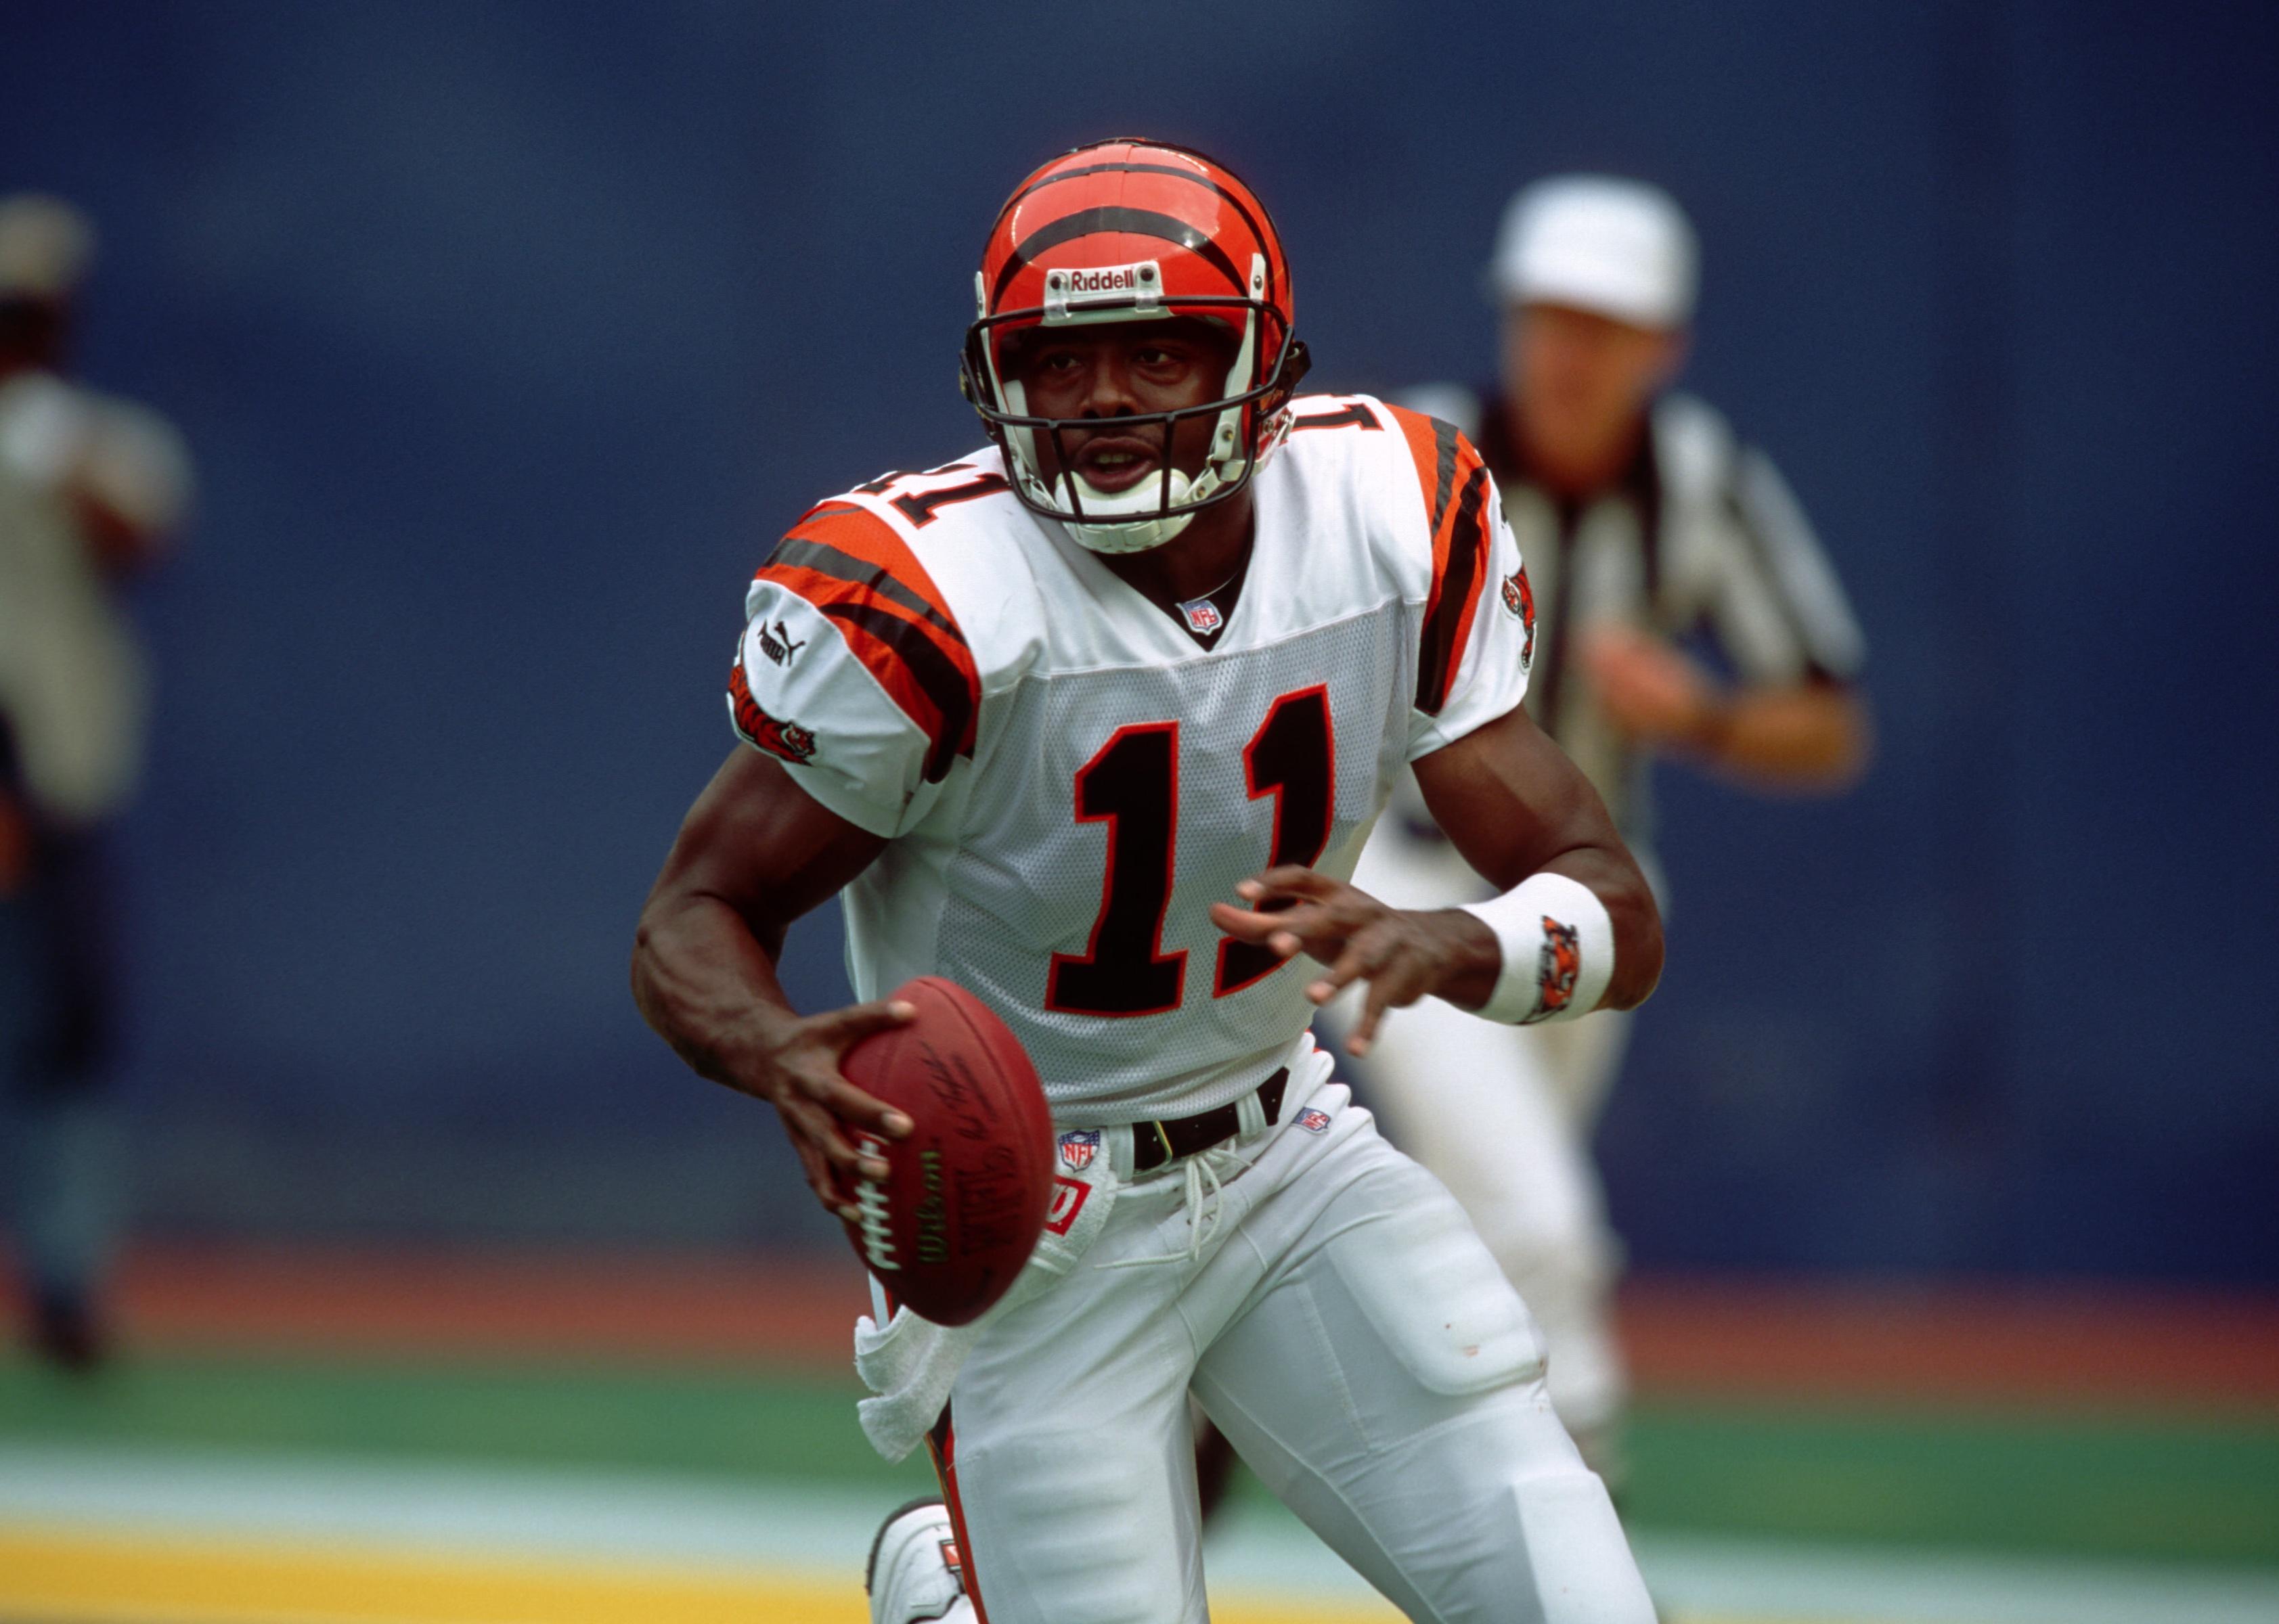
[1267,906,1350,962]
[1373,954,1438,1016]
[813,1070,913,1149]
[1236,866,1339,905]
[1306,926,1392,1003]
[1346,942,1442,1054]
[784,1089,888,1186]
[809,997,916,1049]
[784,1015,915,1136]
[1346,1000,1384,1056]
[1208,898,1283,940]
[782,1112,856,1217]
[1211,899,1342,960]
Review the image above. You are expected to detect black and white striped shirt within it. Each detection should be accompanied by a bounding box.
[1397,384,1865,846]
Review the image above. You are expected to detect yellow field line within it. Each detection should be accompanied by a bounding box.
[0,1525,860,1624]
[0,1525,1452,1624]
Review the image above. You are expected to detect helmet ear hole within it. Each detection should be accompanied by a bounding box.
[1283,338,1313,395]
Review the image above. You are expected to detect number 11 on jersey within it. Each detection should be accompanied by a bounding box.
[1045,687,1335,1018]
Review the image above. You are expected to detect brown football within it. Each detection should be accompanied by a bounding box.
[838,976,1054,1326]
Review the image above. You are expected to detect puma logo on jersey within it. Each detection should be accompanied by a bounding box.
[728,659,818,764]
[755,618,807,665]
[1528,916,1581,1020]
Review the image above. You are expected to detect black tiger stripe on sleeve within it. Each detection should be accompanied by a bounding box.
[766,535,963,641]
[818,602,977,784]
[751,503,980,781]
[1414,460,1495,715]
[1387,405,1498,716]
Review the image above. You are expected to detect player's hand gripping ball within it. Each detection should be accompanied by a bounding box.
[838,976,1054,1325]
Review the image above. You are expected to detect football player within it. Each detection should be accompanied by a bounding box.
[634,140,1664,1624]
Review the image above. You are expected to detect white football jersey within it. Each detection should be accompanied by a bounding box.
[730,394,1536,1123]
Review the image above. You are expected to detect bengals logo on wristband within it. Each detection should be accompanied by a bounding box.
[728,658,818,764]
[1526,915,1581,1021]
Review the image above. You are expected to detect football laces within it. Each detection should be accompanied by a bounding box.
[855,1136,898,1271]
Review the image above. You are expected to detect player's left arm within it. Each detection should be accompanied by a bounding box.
[1209,704,1660,1054]
[1212,412,1658,1050]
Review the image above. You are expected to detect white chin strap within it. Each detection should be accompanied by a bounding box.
[1059,467,1215,554]
[1064,514,1195,554]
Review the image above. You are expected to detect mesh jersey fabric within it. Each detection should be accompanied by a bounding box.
[729,393,1534,1122]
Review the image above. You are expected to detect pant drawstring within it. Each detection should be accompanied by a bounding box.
[1099,1140,1250,1271]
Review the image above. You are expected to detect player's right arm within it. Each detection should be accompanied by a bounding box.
[633,492,984,1215]
[632,748,915,1216]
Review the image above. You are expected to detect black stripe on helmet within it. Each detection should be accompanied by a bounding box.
[990,206,1247,313]
[1001,162,1277,302]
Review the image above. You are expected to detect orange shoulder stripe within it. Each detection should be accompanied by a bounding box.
[1384,406,1495,716]
[753,503,979,782]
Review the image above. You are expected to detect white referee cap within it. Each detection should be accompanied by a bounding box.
[1489,175,1697,330]
[0,194,95,300]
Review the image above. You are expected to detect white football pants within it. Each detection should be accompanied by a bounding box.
[941,1056,1654,1624]
[1319,820,1634,1459]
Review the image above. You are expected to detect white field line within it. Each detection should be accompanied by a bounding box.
[0,1441,2273,1624]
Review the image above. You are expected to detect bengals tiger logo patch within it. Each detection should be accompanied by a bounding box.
[728,658,818,764]
[1527,915,1581,1021]
[1501,567,1536,668]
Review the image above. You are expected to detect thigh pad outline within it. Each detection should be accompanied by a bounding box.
[1326,1163,1547,1398]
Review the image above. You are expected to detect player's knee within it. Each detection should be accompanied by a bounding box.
[956,1434,1192,1623]
[1502,1466,1657,1623]
[1398,1445,1653,1623]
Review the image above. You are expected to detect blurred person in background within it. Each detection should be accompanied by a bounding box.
[1325,175,1871,1479]
[0,194,190,1370]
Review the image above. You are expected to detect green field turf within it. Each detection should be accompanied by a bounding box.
[4,1351,2274,1569]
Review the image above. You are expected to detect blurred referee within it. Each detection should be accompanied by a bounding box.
[1327,176,1871,1480]
[0,196,190,1369]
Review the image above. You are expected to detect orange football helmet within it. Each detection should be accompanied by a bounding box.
[960,138,1310,553]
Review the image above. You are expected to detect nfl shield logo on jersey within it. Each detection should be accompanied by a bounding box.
[1296,1108,1331,1134]
[1058,1129,1102,1172]
[1178,595,1224,636]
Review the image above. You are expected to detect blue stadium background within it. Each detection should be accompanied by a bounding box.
[6,1,2272,1281]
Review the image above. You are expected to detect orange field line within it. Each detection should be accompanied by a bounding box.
[108,1242,2279,1409]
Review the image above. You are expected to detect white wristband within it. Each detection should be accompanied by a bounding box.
[1459,872,1616,1024]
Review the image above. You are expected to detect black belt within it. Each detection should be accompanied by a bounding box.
[1130,1068,1287,1173]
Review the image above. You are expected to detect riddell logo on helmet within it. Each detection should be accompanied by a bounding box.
[1064,265,1147,294]
[1044,260,1164,321]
